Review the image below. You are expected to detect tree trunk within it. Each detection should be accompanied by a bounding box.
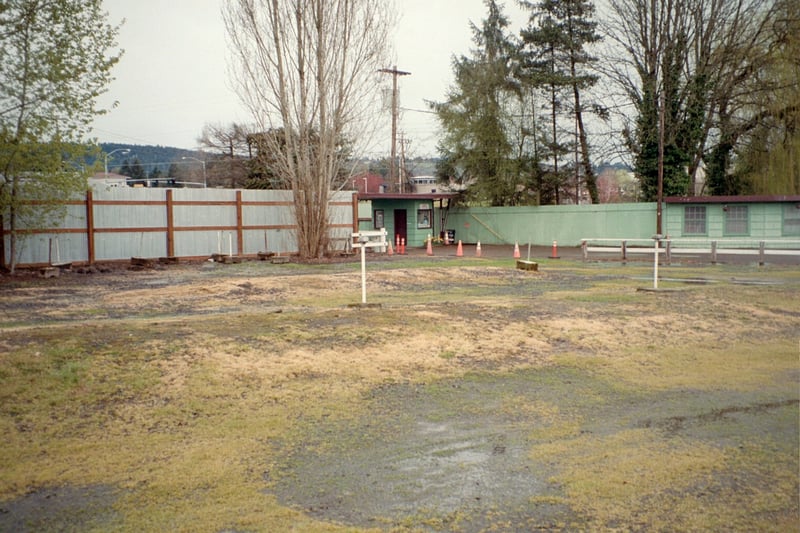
[573,85,598,203]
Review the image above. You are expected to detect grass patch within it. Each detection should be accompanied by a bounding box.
[1,259,797,531]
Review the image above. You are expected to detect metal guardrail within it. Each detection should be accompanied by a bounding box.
[581,238,800,265]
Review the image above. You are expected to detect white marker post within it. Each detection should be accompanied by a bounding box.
[359,234,369,304]
[653,234,663,289]
[351,229,386,306]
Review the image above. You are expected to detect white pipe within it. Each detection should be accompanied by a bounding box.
[360,241,367,304]
[653,239,659,289]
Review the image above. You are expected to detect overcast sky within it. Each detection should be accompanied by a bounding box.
[91,0,529,158]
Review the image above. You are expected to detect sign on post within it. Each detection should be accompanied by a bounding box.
[352,229,388,304]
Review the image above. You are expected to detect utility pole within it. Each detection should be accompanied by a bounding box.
[657,90,665,235]
[379,66,410,191]
[399,132,409,193]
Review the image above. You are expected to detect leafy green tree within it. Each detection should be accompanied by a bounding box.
[0,0,121,271]
[432,0,526,206]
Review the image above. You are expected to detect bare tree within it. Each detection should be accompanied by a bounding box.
[223,0,393,258]
[198,122,251,159]
[197,122,251,188]
[602,0,782,197]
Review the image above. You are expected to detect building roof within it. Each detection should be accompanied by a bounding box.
[665,195,800,204]
[358,192,460,201]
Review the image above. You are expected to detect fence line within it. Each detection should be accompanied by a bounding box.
[2,189,357,267]
[581,238,800,264]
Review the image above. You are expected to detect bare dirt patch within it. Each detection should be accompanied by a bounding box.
[1,257,798,531]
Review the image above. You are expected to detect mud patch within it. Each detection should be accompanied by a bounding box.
[270,366,799,530]
[272,369,582,530]
[0,485,120,532]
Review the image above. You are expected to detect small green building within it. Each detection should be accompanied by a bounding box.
[664,195,800,240]
[357,192,460,249]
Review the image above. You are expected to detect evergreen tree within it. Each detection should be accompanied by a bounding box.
[120,158,146,185]
[519,0,604,204]
[149,166,164,186]
[431,0,527,206]
[519,1,574,204]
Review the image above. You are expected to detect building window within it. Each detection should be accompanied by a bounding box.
[684,205,706,235]
[724,205,748,235]
[784,204,800,236]
[373,209,384,229]
[417,204,432,229]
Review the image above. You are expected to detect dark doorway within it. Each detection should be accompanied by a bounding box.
[393,209,407,244]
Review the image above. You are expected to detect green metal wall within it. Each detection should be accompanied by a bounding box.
[664,202,793,239]
[359,200,798,247]
[444,203,658,246]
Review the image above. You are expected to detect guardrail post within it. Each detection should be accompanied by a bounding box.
[621,240,627,262]
[711,241,717,264]
[581,240,587,261]
[759,241,765,266]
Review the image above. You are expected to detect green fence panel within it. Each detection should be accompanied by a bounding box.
[445,203,658,246]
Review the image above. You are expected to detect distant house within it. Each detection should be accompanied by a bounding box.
[89,172,129,190]
[410,175,465,194]
[349,172,388,194]
[409,175,438,194]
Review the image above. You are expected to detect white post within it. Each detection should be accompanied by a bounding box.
[359,234,368,304]
[228,232,233,257]
[653,234,662,289]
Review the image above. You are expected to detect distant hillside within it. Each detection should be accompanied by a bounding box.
[93,143,205,173]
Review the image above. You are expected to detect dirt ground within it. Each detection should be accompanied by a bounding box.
[0,251,798,532]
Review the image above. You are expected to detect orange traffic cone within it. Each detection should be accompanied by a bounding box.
[551,240,560,259]
[476,241,482,257]
[456,240,463,257]
[387,239,394,256]
[513,242,521,259]
[426,236,433,256]
[400,238,406,255]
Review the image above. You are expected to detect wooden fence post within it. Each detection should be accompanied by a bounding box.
[236,190,244,256]
[86,190,95,265]
[166,189,175,258]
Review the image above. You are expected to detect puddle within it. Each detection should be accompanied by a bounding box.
[0,485,120,532]
[270,368,798,530]
[271,369,604,529]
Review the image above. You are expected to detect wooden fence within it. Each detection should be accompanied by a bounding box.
[1,188,357,267]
